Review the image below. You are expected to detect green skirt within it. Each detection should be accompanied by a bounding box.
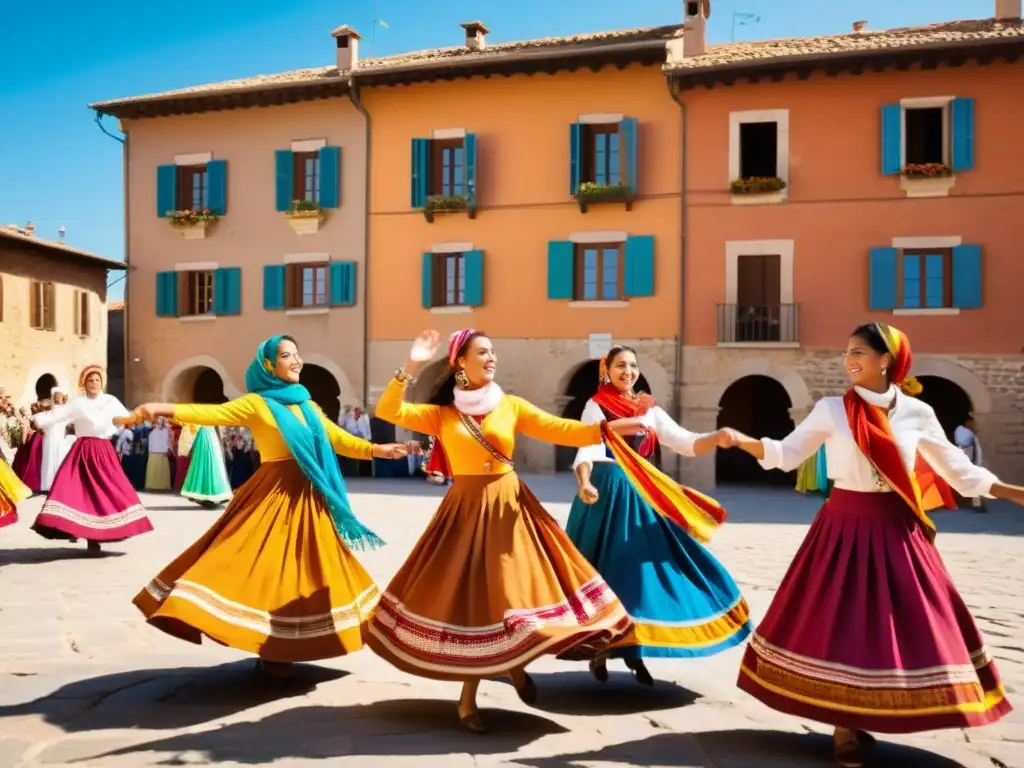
[181,427,232,505]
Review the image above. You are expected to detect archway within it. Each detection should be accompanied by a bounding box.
[916,375,972,441]
[35,373,57,400]
[555,360,655,472]
[192,368,227,404]
[300,364,341,423]
[716,375,794,485]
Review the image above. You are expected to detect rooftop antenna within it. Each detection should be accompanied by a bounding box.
[57,225,66,241]
[370,0,388,58]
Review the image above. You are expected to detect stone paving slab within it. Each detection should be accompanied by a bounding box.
[1,478,1022,766]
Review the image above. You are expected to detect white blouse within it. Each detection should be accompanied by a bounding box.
[35,394,130,440]
[573,398,707,469]
[148,426,172,454]
[759,385,999,498]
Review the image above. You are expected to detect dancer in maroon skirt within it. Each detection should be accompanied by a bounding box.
[722,323,1024,767]
[12,403,44,493]
[32,364,153,554]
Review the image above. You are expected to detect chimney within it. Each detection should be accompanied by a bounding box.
[995,0,1022,20]
[853,20,867,33]
[682,0,710,57]
[24,221,35,237]
[460,21,489,51]
[330,25,362,70]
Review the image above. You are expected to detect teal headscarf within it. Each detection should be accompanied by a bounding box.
[245,336,384,550]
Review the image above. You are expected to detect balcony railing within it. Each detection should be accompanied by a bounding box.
[716,303,799,344]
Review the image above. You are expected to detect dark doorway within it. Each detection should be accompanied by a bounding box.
[35,373,57,400]
[192,368,227,404]
[736,254,782,342]
[300,365,341,423]
[916,376,972,442]
[556,359,655,472]
[716,375,795,485]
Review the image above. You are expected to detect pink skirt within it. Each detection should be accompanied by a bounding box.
[737,488,1010,733]
[33,437,153,542]
[12,433,43,493]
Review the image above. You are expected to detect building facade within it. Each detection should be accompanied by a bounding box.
[0,226,123,405]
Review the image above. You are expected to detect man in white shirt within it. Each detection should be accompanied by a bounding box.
[344,407,372,441]
[954,414,986,512]
[115,426,134,457]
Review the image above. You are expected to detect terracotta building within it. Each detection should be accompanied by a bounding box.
[0,225,125,405]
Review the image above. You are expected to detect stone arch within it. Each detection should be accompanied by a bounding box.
[910,358,992,414]
[300,352,357,408]
[550,345,673,406]
[709,357,812,413]
[19,363,70,404]
[161,356,242,401]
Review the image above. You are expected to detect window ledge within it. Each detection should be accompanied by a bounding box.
[717,342,800,349]
[900,175,956,198]
[285,212,326,235]
[179,314,217,323]
[730,191,785,206]
[568,301,629,309]
[891,308,961,317]
[285,307,330,317]
[429,306,473,314]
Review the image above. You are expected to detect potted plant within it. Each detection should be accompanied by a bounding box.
[167,208,218,239]
[574,181,633,212]
[423,193,473,222]
[899,163,955,198]
[284,199,325,235]
[901,163,952,179]
[729,177,786,205]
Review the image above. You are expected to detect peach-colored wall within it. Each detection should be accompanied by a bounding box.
[683,62,1024,354]
[364,66,681,341]
[124,99,368,404]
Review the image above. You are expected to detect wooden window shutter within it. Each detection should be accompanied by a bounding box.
[951,98,976,172]
[868,247,898,310]
[547,241,575,300]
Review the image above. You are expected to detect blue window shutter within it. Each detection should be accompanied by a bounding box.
[924,254,944,308]
[213,267,242,315]
[156,164,177,217]
[463,250,483,306]
[569,123,582,195]
[411,138,430,208]
[155,271,178,317]
[547,240,574,299]
[263,265,287,310]
[329,261,356,306]
[318,146,341,208]
[902,254,921,308]
[421,252,433,308]
[274,150,293,212]
[952,244,982,309]
[620,117,638,194]
[868,247,897,310]
[206,159,227,216]
[951,97,975,172]
[464,133,478,209]
[624,235,655,298]
[880,104,902,176]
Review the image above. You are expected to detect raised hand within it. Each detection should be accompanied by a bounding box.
[409,330,442,363]
[578,483,600,504]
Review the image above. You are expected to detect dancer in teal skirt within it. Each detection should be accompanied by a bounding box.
[180,425,232,508]
[567,345,751,685]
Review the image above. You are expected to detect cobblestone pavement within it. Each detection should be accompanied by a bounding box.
[1,477,1021,767]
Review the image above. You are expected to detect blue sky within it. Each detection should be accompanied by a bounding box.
[0,0,995,300]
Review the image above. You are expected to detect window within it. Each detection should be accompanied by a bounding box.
[176,164,208,210]
[734,254,782,342]
[901,249,952,309]
[904,108,946,166]
[287,263,328,309]
[29,280,55,331]
[574,243,623,302]
[292,151,320,204]
[738,122,778,179]
[430,139,465,197]
[429,252,467,307]
[581,124,620,186]
[180,270,215,316]
[73,290,91,336]
[869,243,981,312]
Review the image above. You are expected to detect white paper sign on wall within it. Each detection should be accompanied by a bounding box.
[588,333,612,360]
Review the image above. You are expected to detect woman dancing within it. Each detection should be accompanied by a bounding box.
[128,335,408,676]
[39,390,74,493]
[12,402,44,493]
[0,446,31,530]
[569,345,750,685]
[180,425,233,508]
[32,365,152,553]
[367,329,646,733]
[725,323,1022,767]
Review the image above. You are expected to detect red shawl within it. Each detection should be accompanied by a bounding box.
[591,384,658,458]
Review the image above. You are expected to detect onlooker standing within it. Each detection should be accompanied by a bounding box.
[344,407,373,477]
[954,413,986,512]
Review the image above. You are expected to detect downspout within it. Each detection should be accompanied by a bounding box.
[347,79,371,411]
[667,76,687,480]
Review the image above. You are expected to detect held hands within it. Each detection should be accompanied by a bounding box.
[716,427,753,449]
[577,482,600,505]
[607,417,646,436]
[409,330,442,363]
[373,443,409,459]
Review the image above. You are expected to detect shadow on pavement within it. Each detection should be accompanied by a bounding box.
[0,661,347,732]
[0,547,126,566]
[88,701,564,762]
[529,670,700,716]
[513,729,973,767]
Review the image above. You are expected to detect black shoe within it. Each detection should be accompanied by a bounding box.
[459,711,488,734]
[589,658,609,683]
[627,659,654,686]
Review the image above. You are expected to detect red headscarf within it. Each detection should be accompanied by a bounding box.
[591,353,658,458]
[843,323,954,541]
[448,329,479,368]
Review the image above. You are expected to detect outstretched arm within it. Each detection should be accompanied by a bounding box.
[513,396,603,448]
[374,377,442,436]
[127,396,259,429]
[652,407,725,458]
[730,399,834,472]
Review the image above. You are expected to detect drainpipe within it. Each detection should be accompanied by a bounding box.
[667,76,687,481]
[347,80,371,411]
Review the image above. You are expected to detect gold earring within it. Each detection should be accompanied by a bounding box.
[455,370,470,390]
[881,368,888,377]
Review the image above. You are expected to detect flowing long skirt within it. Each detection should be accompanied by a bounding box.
[367,472,632,681]
[565,462,750,660]
[12,432,42,493]
[39,427,72,493]
[32,437,152,542]
[145,453,172,491]
[0,457,31,529]
[737,488,1011,733]
[181,427,232,505]
[134,459,378,662]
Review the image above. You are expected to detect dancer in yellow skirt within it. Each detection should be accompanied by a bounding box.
[125,335,409,676]
[368,329,644,733]
[0,453,32,530]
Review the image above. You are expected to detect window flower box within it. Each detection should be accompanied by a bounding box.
[900,163,955,198]
[168,209,218,239]
[424,194,475,223]
[574,182,633,213]
[730,177,786,206]
[285,200,325,235]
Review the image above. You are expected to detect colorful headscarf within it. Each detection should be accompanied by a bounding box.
[873,322,921,395]
[78,364,105,390]
[244,336,383,550]
[448,329,479,368]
